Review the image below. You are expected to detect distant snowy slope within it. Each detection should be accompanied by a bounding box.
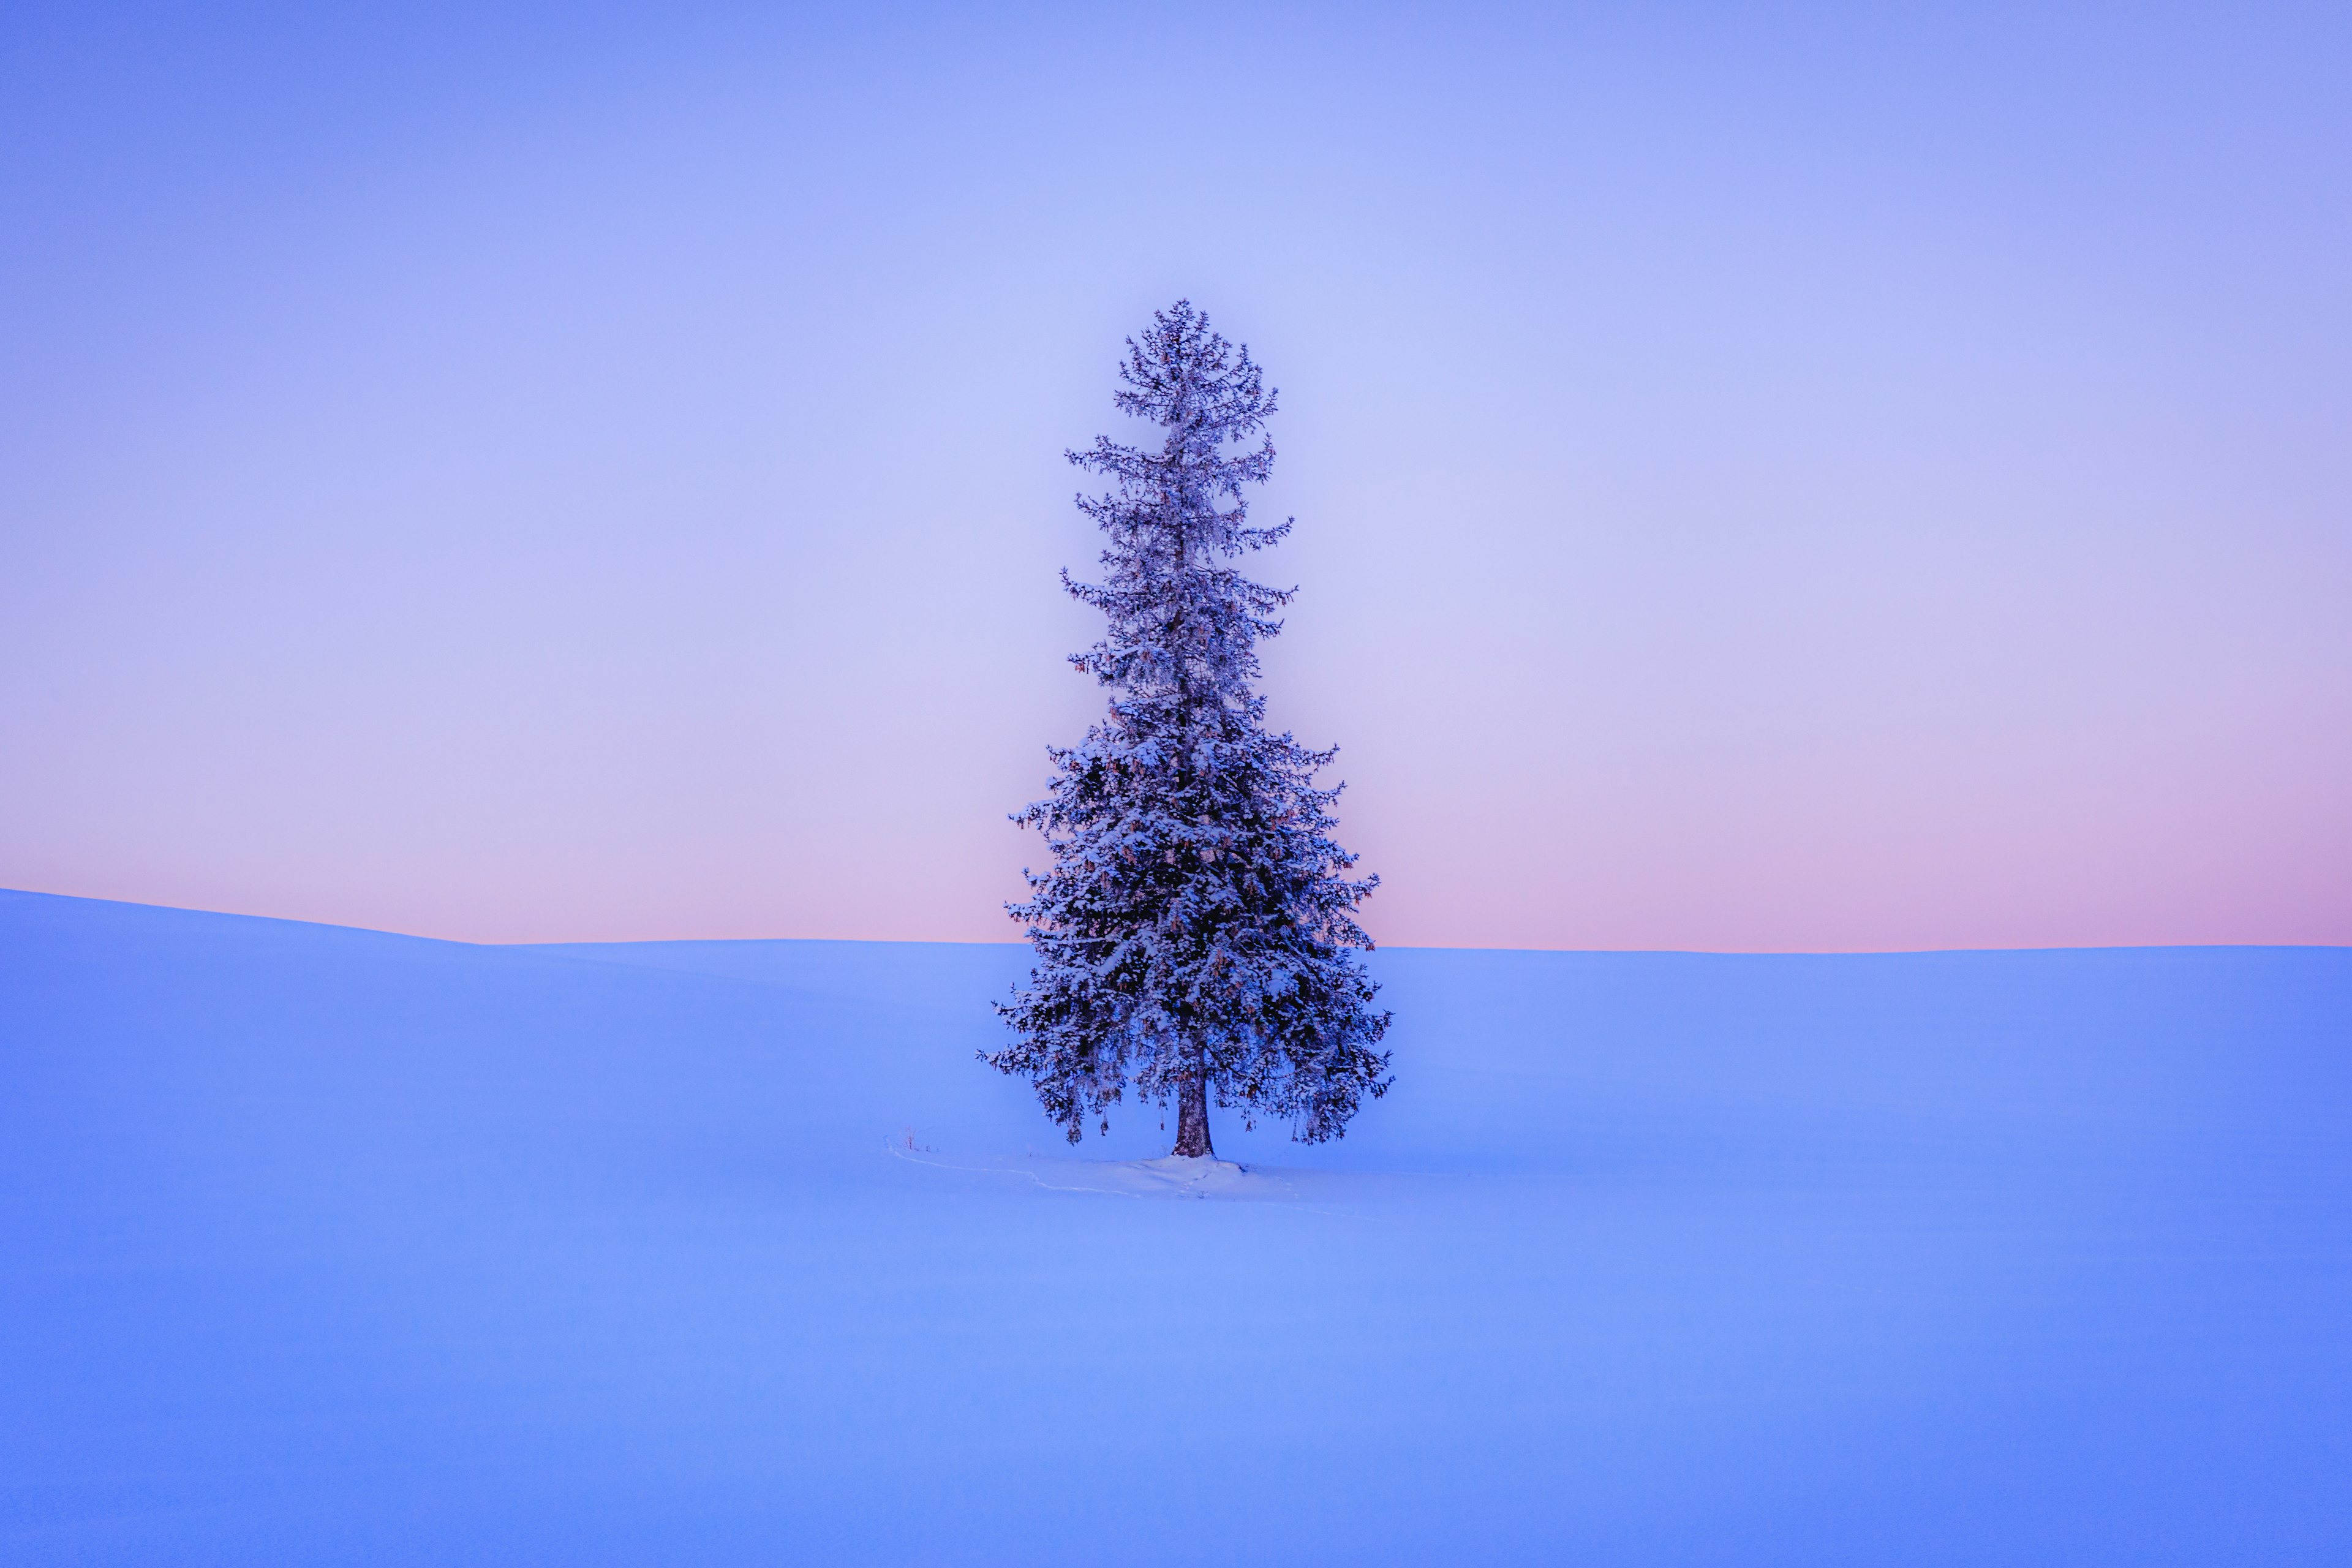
[4,888,2348,1566]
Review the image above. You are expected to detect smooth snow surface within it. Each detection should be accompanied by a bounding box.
[5,889,2349,1565]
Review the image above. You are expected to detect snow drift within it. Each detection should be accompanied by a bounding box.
[4,888,2347,1564]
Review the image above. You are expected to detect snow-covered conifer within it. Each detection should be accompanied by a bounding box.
[988,301,1391,1158]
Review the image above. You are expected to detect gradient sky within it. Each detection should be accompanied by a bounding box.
[3,1,2346,949]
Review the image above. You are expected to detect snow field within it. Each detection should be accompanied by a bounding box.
[4,888,2348,1564]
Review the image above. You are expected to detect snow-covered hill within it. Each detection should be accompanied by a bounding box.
[5,888,2347,1564]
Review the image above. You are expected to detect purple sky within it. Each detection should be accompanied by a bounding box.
[3,2,2346,949]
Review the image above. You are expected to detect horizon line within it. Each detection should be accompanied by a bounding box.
[7,887,2345,959]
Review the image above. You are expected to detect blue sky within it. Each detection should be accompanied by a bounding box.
[4,1,2346,946]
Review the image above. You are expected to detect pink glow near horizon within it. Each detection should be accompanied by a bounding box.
[2,5,2347,951]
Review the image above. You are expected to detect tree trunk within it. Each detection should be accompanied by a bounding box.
[1171,1072,1213,1158]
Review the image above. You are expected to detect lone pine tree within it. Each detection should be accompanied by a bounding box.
[988,301,1391,1158]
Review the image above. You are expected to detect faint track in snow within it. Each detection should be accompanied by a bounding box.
[884,1143,1364,1215]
